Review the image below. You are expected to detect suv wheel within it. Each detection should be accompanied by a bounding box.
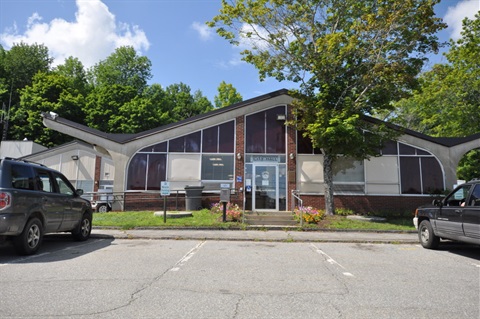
[72,213,92,241]
[418,220,440,249]
[14,218,43,255]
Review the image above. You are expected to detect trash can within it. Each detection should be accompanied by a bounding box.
[184,185,204,211]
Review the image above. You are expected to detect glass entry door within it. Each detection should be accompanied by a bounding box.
[253,164,278,211]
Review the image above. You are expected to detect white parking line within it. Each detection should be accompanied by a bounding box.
[170,240,206,272]
[0,252,51,266]
[310,243,354,277]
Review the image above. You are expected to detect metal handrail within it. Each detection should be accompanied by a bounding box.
[291,190,303,227]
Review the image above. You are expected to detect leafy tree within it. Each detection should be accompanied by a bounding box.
[0,42,53,141]
[214,81,243,107]
[108,84,173,133]
[209,0,446,214]
[55,57,90,96]
[391,13,479,180]
[12,71,87,146]
[164,83,213,122]
[88,46,152,93]
[0,45,7,98]
[84,84,138,133]
[84,47,154,133]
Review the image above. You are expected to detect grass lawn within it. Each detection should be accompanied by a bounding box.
[93,209,416,231]
[93,209,242,230]
[315,215,415,231]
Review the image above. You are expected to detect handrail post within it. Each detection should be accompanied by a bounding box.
[291,190,303,227]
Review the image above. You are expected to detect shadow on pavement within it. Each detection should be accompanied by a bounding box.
[0,234,115,263]
[438,241,480,260]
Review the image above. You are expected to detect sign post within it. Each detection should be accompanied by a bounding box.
[160,181,170,223]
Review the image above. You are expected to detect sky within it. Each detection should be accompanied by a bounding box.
[0,0,479,103]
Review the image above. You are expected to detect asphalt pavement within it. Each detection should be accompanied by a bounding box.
[91,227,419,244]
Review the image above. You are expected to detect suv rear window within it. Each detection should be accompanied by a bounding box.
[11,164,35,190]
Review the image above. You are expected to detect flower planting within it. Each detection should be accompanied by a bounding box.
[294,206,325,224]
[211,202,243,222]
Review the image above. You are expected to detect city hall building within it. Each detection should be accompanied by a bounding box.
[37,89,480,214]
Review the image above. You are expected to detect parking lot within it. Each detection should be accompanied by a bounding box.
[0,235,478,318]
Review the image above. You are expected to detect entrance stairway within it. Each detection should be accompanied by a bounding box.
[244,211,298,227]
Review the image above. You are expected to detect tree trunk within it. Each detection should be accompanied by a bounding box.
[323,152,335,216]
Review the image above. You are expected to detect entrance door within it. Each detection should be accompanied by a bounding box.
[253,164,278,211]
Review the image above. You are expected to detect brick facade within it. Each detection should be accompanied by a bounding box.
[298,194,437,216]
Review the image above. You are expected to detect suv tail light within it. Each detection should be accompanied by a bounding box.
[0,192,12,210]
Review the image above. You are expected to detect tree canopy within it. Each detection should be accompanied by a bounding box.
[0,44,217,145]
[214,81,243,107]
[390,13,480,181]
[209,0,446,214]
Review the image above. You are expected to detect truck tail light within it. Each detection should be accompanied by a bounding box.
[0,192,12,210]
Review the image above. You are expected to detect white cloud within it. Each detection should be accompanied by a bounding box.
[191,21,213,40]
[444,0,479,41]
[0,0,150,68]
[239,23,271,51]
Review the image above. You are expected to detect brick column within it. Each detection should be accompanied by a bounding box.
[235,116,245,206]
[286,106,297,211]
[94,155,101,194]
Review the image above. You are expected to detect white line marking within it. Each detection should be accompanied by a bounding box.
[169,241,206,272]
[310,243,354,277]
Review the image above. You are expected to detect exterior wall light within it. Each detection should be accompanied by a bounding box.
[237,153,242,160]
[289,153,295,160]
[71,155,79,160]
[276,114,286,121]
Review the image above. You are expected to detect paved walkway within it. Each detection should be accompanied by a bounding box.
[91,228,419,244]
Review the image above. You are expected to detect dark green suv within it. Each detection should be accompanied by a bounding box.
[0,158,93,255]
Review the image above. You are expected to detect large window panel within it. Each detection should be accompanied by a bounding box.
[265,106,286,153]
[218,121,234,153]
[202,126,218,153]
[333,157,364,182]
[185,131,201,152]
[400,157,421,194]
[297,155,323,192]
[147,154,167,190]
[169,136,185,152]
[421,157,443,194]
[365,157,399,194]
[168,154,201,181]
[127,154,147,190]
[246,111,265,153]
[365,157,398,183]
[201,155,234,180]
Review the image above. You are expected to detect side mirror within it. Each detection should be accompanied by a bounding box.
[432,199,442,206]
[76,189,84,196]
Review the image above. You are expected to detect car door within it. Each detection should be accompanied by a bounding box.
[437,184,471,239]
[51,172,81,230]
[35,170,65,232]
[462,184,480,240]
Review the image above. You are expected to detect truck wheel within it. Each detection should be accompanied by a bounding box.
[14,218,44,255]
[72,213,92,241]
[418,220,440,249]
[97,204,108,213]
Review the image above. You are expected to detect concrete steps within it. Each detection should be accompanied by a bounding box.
[244,211,298,226]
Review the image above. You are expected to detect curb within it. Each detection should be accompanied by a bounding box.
[90,227,419,244]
